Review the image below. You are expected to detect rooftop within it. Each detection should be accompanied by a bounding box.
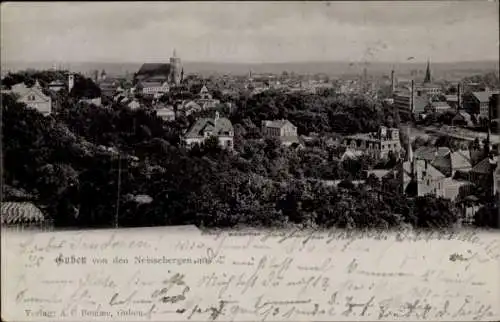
[1,202,46,225]
[137,63,171,76]
[472,91,498,103]
[262,119,295,129]
[185,117,233,139]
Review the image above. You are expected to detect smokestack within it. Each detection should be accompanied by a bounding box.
[457,83,461,110]
[410,80,415,114]
[391,69,395,94]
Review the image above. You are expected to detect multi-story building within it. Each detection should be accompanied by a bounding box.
[9,81,52,116]
[462,91,499,120]
[425,100,452,114]
[182,112,234,149]
[137,80,170,98]
[154,103,176,121]
[341,126,402,159]
[393,90,428,116]
[261,119,299,146]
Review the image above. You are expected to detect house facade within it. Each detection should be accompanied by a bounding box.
[196,85,220,109]
[138,80,170,98]
[341,126,401,159]
[261,119,299,146]
[48,80,65,92]
[155,104,176,121]
[425,100,452,114]
[182,112,234,149]
[393,91,428,116]
[10,81,52,116]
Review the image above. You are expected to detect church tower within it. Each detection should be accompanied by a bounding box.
[169,49,182,85]
[423,59,431,84]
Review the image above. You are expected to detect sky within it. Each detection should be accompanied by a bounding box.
[1,1,499,64]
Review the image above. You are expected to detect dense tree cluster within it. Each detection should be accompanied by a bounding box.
[2,72,482,229]
[230,90,395,136]
[2,70,67,89]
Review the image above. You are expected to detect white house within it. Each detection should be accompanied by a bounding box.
[128,100,141,110]
[155,105,176,121]
[10,81,52,116]
[138,80,170,98]
[261,119,299,146]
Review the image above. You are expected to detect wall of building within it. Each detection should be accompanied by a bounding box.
[20,96,52,115]
[184,136,234,150]
[414,160,445,197]
[280,124,297,137]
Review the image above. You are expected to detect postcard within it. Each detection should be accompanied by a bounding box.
[1,1,499,321]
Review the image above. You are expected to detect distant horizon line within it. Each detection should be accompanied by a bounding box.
[2,59,499,65]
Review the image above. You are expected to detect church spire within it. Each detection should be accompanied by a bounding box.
[424,58,431,84]
[406,127,414,162]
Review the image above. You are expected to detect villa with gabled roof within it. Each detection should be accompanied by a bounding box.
[182,112,234,150]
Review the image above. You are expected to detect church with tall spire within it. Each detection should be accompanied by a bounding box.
[414,58,441,97]
[134,48,183,86]
[423,59,431,84]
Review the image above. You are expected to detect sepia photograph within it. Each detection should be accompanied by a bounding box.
[1,1,499,321]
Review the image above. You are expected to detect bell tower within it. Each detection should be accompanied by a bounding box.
[169,49,182,85]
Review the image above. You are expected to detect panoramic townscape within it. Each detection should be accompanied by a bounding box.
[1,2,499,230]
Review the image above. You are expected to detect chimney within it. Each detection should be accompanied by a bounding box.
[457,83,461,110]
[391,69,395,94]
[410,80,415,114]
